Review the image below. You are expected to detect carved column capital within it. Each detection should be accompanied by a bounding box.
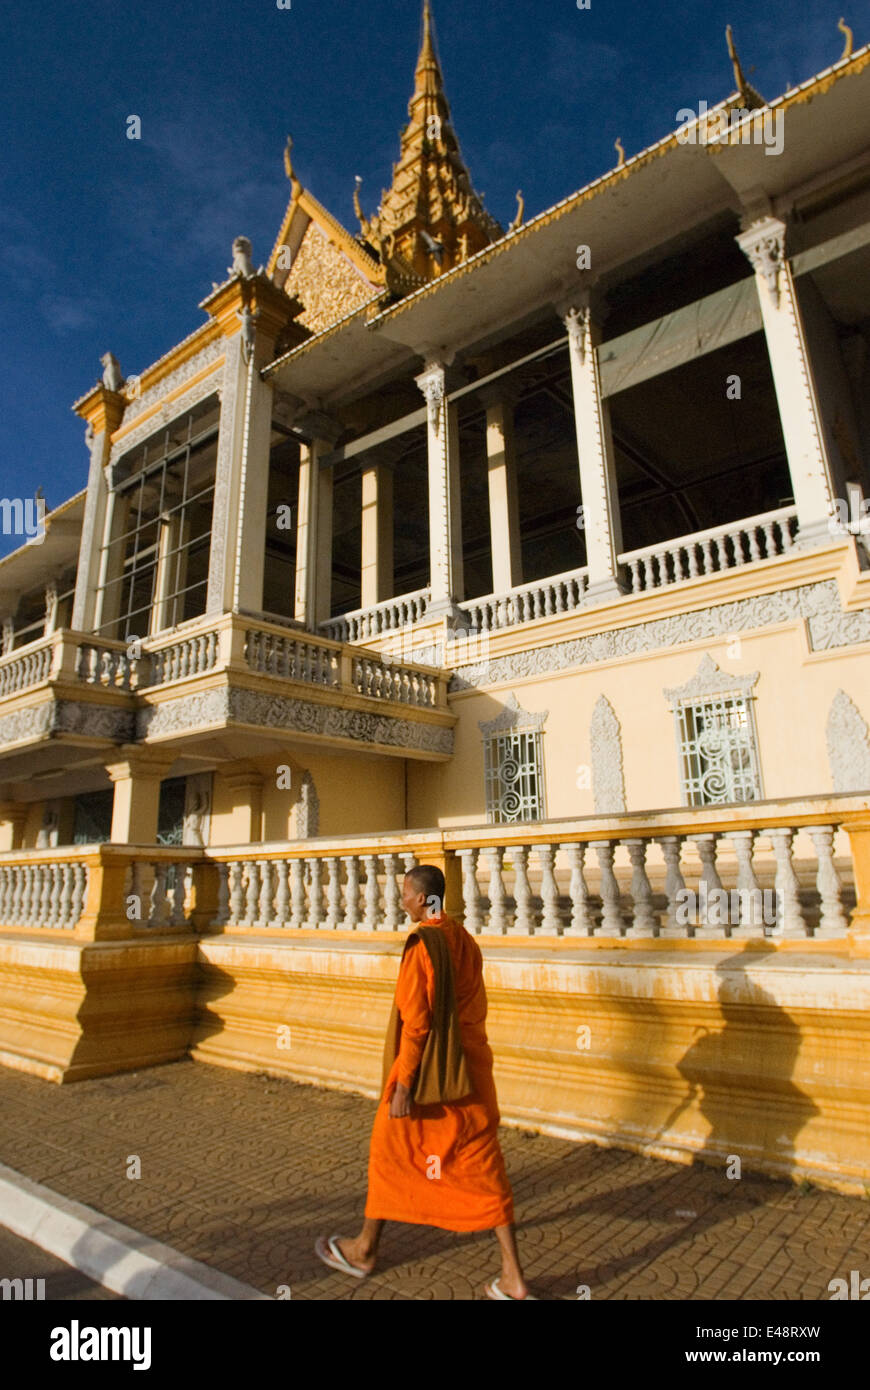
[415,360,447,435]
[736,216,787,308]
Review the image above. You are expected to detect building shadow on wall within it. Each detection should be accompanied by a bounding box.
[517,947,821,1300]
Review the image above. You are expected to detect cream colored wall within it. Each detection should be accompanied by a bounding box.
[408,625,870,826]
[210,748,406,845]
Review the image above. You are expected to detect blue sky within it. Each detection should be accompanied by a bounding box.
[0,0,861,557]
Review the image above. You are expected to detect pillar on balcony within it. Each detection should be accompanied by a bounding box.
[72,383,128,633]
[360,460,395,608]
[558,292,627,603]
[0,802,29,852]
[415,359,464,612]
[736,216,837,547]
[92,488,131,640]
[202,260,301,617]
[479,383,523,593]
[222,765,265,845]
[294,415,343,628]
[105,749,176,845]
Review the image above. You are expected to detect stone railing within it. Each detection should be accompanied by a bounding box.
[3,797,868,949]
[148,629,220,685]
[351,655,438,707]
[460,566,589,634]
[321,588,432,644]
[202,796,869,948]
[620,508,799,594]
[0,844,205,936]
[0,854,89,929]
[0,613,447,717]
[245,628,340,687]
[0,638,54,697]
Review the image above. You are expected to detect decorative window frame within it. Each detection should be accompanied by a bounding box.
[478,692,548,824]
[663,654,763,807]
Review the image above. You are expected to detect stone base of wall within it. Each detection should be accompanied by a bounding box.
[0,935,198,1083]
[193,935,870,1195]
[3,930,869,1194]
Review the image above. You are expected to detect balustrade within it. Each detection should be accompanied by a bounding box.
[0,859,87,928]
[460,568,588,634]
[620,509,798,594]
[321,589,431,644]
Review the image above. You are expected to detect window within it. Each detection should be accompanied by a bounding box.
[479,692,547,823]
[72,790,113,845]
[98,398,219,641]
[665,655,763,806]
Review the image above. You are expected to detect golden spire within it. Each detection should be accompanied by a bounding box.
[726,24,750,103]
[838,17,854,60]
[355,0,502,294]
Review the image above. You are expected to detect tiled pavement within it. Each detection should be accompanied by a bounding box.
[0,1059,868,1301]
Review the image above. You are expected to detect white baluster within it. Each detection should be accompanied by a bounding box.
[622,838,657,937]
[342,856,360,929]
[171,862,187,926]
[257,859,273,927]
[151,863,169,927]
[382,854,402,929]
[459,849,483,934]
[362,856,380,929]
[728,831,765,938]
[658,836,688,938]
[289,859,305,928]
[690,834,725,936]
[38,864,53,925]
[228,862,244,925]
[537,845,561,935]
[560,842,594,936]
[71,864,87,924]
[768,828,806,938]
[761,521,775,557]
[244,861,260,926]
[274,860,290,928]
[747,527,761,562]
[58,864,73,927]
[306,858,323,928]
[594,842,624,935]
[485,847,508,934]
[509,846,533,934]
[324,857,342,929]
[806,825,847,938]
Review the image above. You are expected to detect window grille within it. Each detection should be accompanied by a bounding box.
[483,728,545,823]
[674,692,762,805]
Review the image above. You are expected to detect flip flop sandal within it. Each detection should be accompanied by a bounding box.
[485,1277,537,1300]
[314,1234,371,1279]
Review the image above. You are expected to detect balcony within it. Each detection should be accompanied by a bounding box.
[0,611,454,775]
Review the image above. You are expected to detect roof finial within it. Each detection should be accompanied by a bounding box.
[614,137,626,169]
[725,24,751,103]
[838,17,854,60]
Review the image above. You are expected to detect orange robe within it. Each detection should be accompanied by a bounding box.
[364,913,514,1232]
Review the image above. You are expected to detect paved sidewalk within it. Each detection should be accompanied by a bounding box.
[0,1059,867,1301]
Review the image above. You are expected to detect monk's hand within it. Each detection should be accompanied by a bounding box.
[389,1081,412,1118]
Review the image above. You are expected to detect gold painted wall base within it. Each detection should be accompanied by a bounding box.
[0,934,198,1084]
[193,936,870,1195]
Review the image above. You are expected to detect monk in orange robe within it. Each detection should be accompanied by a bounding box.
[316,864,533,1299]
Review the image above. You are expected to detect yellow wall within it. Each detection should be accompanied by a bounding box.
[408,626,870,827]
[210,748,407,844]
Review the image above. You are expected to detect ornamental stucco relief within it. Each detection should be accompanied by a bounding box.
[449,580,866,690]
[826,689,870,792]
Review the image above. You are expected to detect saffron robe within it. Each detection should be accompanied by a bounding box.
[364,913,515,1232]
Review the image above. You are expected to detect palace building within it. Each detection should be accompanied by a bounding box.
[1,4,869,1193]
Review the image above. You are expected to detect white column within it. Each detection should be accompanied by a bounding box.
[294,418,340,628]
[736,216,836,547]
[415,359,464,609]
[360,462,394,608]
[204,269,298,616]
[560,294,626,602]
[480,385,522,593]
[72,387,127,632]
[92,488,131,639]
